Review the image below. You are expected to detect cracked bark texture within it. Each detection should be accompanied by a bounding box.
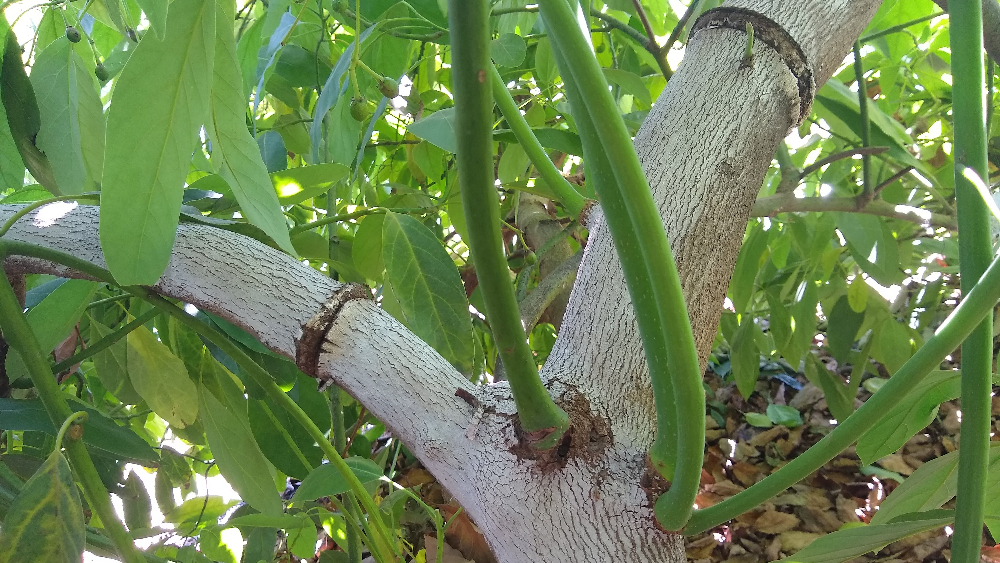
[0,1,880,561]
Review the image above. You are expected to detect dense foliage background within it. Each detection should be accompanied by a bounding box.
[0,0,997,561]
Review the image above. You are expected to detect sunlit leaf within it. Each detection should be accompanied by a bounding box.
[290,457,384,504]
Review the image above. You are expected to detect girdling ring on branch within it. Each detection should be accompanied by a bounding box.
[690,7,815,127]
[296,283,372,376]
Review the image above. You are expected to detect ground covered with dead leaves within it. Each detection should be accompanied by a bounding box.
[685,368,993,563]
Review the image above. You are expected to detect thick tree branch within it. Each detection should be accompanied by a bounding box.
[751,193,957,229]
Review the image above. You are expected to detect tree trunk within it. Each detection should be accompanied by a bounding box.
[0,1,880,560]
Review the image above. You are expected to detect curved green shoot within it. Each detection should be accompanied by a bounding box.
[448,0,569,450]
[489,64,588,217]
[948,1,993,560]
[539,0,704,529]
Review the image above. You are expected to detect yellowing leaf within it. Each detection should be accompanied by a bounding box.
[100,0,216,285]
[127,325,199,428]
[0,450,84,563]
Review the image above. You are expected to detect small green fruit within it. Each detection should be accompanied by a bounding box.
[95,63,109,82]
[525,252,537,265]
[378,77,399,99]
[350,97,370,122]
[65,26,81,43]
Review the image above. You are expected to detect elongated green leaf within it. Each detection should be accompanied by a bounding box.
[492,127,583,156]
[730,317,759,399]
[200,385,282,516]
[729,224,767,313]
[0,398,158,463]
[121,470,152,531]
[870,447,980,524]
[100,0,216,285]
[602,68,652,106]
[382,212,474,375]
[825,296,864,364]
[407,108,458,153]
[0,19,23,191]
[353,214,385,280]
[2,29,57,194]
[836,213,902,287]
[782,511,953,563]
[290,457,384,504]
[286,513,318,558]
[90,317,143,404]
[0,449,83,563]
[127,325,199,428]
[29,38,104,195]
[26,279,97,352]
[857,370,960,464]
[207,3,294,256]
[803,354,854,422]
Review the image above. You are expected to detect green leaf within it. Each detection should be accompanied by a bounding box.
[870,446,982,524]
[286,513,318,559]
[225,513,308,529]
[0,398,158,463]
[0,20,24,191]
[766,404,802,428]
[729,223,767,313]
[836,213,902,286]
[272,163,350,205]
[120,470,152,531]
[248,395,321,480]
[847,274,868,312]
[199,525,239,563]
[871,317,913,374]
[353,214,385,280]
[825,296,864,364]
[781,510,953,562]
[135,0,168,39]
[803,354,854,422]
[26,279,97,352]
[407,108,458,153]
[730,316,759,399]
[0,450,83,563]
[206,3,294,256]
[492,127,583,156]
[90,318,143,404]
[490,33,527,67]
[100,0,216,285]
[257,131,287,173]
[857,370,959,465]
[382,212,475,375]
[745,412,772,428]
[29,38,105,196]
[200,385,282,516]
[127,325,200,428]
[163,495,236,526]
[290,457,383,504]
[602,68,652,106]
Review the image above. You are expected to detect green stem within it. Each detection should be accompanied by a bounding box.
[449,0,569,448]
[51,308,160,374]
[329,387,362,563]
[949,0,993,559]
[489,65,587,217]
[290,206,432,235]
[540,0,703,530]
[0,250,145,563]
[853,41,873,201]
[684,243,1000,535]
[659,0,704,80]
[859,12,945,43]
